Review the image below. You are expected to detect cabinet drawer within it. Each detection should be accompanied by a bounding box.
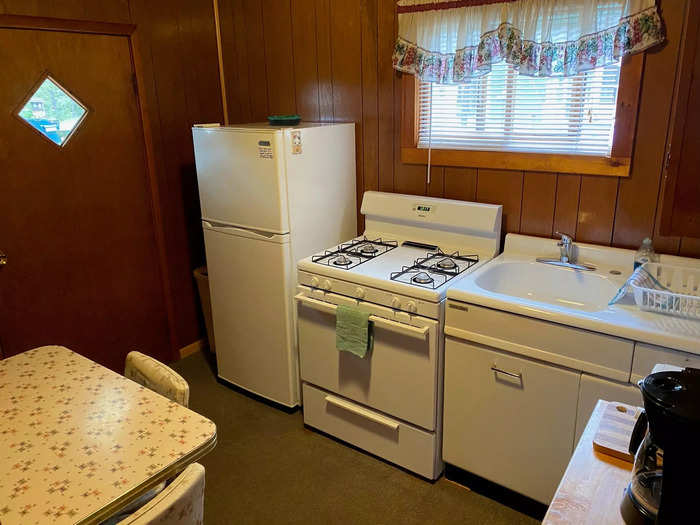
[302,383,442,480]
[631,343,700,383]
[445,302,633,381]
[443,338,579,504]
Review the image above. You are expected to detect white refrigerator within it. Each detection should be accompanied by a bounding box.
[192,123,357,407]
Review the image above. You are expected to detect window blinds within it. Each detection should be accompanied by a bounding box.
[417,60,622,156]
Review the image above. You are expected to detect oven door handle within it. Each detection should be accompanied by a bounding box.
[295,294,429,340]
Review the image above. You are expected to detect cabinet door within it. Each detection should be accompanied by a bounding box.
[660,1,700,237]
[631,342,700,383]
[443,338,580,504]
[575,374,642,446]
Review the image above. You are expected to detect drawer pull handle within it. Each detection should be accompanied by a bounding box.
[324,395,400,431]
[295,293,429,340]
[490,365,522,380]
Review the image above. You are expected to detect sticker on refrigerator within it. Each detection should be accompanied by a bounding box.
[257,140,273,159]
[290,131,302,155]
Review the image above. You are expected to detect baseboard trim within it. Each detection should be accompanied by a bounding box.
[179,339,206,359]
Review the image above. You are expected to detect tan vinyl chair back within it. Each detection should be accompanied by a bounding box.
[117,463,205,525]
[124,351,190,407]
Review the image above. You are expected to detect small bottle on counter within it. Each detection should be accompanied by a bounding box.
[634,237,659,269]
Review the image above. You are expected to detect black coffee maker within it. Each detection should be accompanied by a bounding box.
[621,367,700,524]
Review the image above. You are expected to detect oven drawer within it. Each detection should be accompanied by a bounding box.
[296,291,440,431]
[302,383,442,480]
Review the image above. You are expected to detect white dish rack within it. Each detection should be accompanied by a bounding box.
[630,263,700,320]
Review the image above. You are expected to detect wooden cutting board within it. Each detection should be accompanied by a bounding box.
[592,402,643,462]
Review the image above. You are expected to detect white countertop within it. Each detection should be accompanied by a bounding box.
[446,235,700,354]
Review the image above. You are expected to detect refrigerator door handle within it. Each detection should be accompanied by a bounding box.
[202,221,286,241]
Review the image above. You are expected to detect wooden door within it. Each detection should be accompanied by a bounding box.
[0,24,172,370]
[660,1,700,238]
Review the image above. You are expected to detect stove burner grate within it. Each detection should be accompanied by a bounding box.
[311,237,398,269]
[390,249,479,289]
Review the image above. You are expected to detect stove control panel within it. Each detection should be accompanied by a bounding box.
[297,271,441,319]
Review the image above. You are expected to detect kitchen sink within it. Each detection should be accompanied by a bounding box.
[474,260,619,312]
[447,233,700,355]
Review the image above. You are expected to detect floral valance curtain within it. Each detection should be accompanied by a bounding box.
[393,0,665,83]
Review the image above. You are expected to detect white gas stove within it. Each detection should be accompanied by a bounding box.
[297,191,502,316]
[295,191,502,479]
[307,237,480,291]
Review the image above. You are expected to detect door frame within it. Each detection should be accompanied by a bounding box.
[0,14,179,356]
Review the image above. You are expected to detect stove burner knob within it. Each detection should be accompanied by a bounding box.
[322,279,332,291]
[355,287,365,299]
[310,276,320,288]
[391,296,401,309]
[406,301,417,313]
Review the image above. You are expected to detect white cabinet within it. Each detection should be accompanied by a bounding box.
[443,337,580,504]
[631,342,700,383]
[445,302,634,382]
[443,298,699,504]
[574,374,642,445]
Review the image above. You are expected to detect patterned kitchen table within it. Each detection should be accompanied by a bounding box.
[0,346,217,524]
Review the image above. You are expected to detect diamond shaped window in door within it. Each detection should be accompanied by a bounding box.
[17,75,88,147]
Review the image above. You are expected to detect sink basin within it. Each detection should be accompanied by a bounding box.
[474,261,619,312]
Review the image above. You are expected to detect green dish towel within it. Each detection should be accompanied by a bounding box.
[336,305,373,358]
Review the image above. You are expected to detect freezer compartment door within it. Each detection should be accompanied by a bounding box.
[193,127,289,233]
[203,224,298,406]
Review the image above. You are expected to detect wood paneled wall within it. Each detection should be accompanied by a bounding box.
[0,0,224,352]
[219,0,699,256]
[127,0,223,350]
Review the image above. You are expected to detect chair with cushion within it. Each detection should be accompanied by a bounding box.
[116,463,206,525]
[109,351,191,523]
[124,351,190,407]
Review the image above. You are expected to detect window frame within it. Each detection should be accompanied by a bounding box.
[15,72,90,148]
[400,54,644,177]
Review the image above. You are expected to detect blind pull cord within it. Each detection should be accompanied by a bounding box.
[426,81,433,187]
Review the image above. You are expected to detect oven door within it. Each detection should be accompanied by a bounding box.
[296,286,440,431]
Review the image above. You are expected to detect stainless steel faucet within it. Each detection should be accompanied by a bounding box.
[556,232,574,263]
[536,232,595,271]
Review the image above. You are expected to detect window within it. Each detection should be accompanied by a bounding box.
[401,56,643,177]
[17,75,88,147]
[418,61,621,157]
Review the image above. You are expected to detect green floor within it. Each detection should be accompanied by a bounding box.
[172,351,538,525]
